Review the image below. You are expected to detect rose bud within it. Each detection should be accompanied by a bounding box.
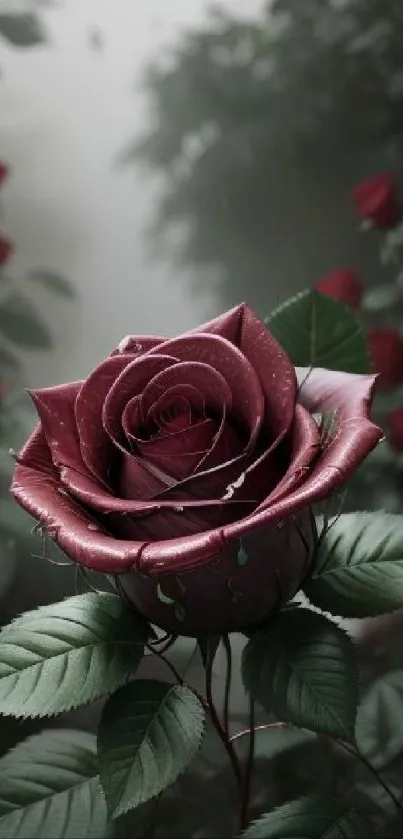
[0,162,9,186]
[387,408,403,452]
[352,173,402,229]
[11,304,382,636]
[368,328,403,390]
[316,269,363,310]
[0,236,13,266]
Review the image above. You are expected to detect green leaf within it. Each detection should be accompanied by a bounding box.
[242,608,358,743]
[240,796,374,838]
[0,729,106,838]
[304,513,403,618]
[265,289,369,373]
[0,593,148,718]
[356,671,403,768]
[0,13,46,47]
[98,679,205,819]
[362,284,401,312]
[0,293,51,349]
[0,343,21,370]
[28,271,76,299]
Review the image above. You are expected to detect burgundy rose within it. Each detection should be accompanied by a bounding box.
[316,269,363,310]
[352,173,402,229]
[368,329,403,390]
[11,304,381,636]
[0,162,9,186]
[0,236,13,266]
[387,408,403,453]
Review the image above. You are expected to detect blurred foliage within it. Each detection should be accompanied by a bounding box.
[130,0,403,312]
[0,180,75,609]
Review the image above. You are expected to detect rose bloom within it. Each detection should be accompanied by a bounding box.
[0,236,13,266]
[387,408,403,453]
[352,173,402,229]
[0,162,9,186]
[316,269,363,310]
[12,304,381,635]
[368,329,403,390]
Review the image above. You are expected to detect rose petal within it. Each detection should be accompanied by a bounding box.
[138,361,232,422]
[102,354,178,449]
[29,383,85,473]
[190,303,297,437]
[147,334,264,439]
[265,404,321,504]
[135,419,218,481]
[75,354,137,485]
[12,426,144,572]
[230,368,383,532]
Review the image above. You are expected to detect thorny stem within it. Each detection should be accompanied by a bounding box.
[230,720,403,819]
[147,640,243,796]
[239,697,255,831]
[338,740,403,817]
[222,634,232,738]
[205,642,243,793]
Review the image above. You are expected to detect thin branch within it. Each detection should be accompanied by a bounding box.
[240,697,255,831]
[205,642,243,791]
[338,740,403,816]
[222,634,232,738]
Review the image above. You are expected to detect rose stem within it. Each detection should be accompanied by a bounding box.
[147,640,243,797]
[239,697,255,831]
[337,740,403,816]
[222,634,232,738]
[205,642,243,793]
[230,721,403,818]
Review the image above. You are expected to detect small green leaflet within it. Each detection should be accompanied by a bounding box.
[242,608,358,743]
[0,730,106,838]
[265,289,369,373]
[304,513,403,618]
[98,679,205,819]
[0,593,148,718]
[240,796,374,838]
[0,292,51,349]
[28,271,76,299]
[0,13,46,46]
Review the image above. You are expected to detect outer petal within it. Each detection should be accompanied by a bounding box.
[189,303,297,436]
[29,383,84,473]
[225,368,383,536]
[116,507,314,635]
[75,354,137,485]
[12,425,144,572]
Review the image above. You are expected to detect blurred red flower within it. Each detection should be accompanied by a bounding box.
[0,236,13,266]
[387,408,403,452]
[368,329,403,389]
[316,269,363,309]
[0,162,9,186]
[352,173,402,229]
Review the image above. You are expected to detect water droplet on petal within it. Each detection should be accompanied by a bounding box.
[87,523,99,531]
[237,543,249,566]
[174,505,184,513]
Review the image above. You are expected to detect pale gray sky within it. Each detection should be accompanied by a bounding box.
[1,0,263,386]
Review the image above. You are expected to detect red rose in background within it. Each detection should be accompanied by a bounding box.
[352,173,402,229]
[0,162,8,186]
[387,408,403,452]
[368,329,403,390]
[316,269,363,309]
[0,236,13,266]
[12,304,381,636]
